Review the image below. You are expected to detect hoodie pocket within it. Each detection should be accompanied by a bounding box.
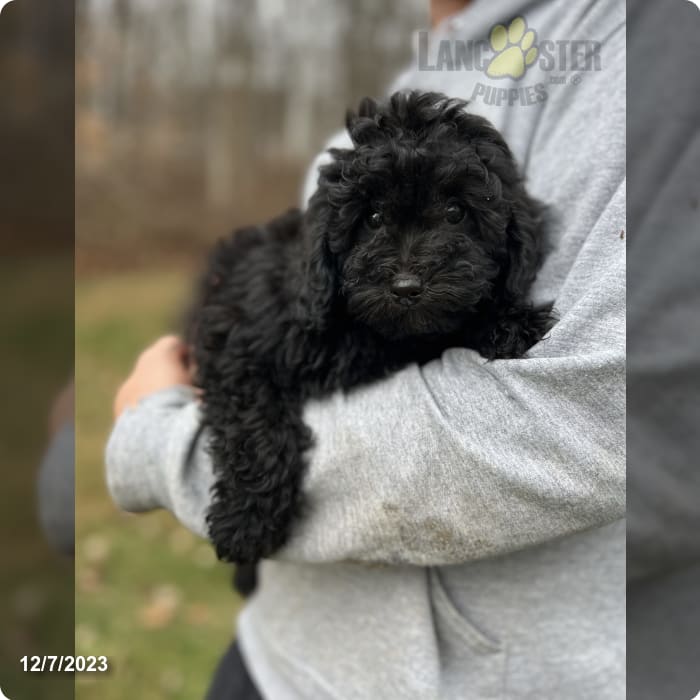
[429,568,506,699]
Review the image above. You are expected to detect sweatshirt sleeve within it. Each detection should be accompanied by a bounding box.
[277,182,626,565]
[105,385,214,540]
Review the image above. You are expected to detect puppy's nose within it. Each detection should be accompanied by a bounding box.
[391,273,423,300]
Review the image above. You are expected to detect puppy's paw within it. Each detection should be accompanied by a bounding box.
[477,302,555,360]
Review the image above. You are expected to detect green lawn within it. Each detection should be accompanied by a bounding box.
[76,268,242,700]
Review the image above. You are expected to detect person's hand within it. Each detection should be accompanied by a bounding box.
[113,335,193,419]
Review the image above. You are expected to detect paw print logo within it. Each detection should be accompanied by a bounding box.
[486,17,538,80]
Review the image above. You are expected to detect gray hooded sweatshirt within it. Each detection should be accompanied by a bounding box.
[106,0,626,697]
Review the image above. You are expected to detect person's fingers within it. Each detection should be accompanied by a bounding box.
[113,335,194,419]
[135,336,189,375]
[157,334,184,352]
[139,334,184,362]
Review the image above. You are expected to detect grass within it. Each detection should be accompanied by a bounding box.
[76,267,243,700]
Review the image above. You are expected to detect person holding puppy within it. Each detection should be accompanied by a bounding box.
[107,0,625,698]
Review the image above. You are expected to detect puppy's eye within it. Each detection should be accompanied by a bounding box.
[367,211,384,229]
[445,204,465,224]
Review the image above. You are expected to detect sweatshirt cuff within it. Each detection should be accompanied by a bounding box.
[105,385,200,514]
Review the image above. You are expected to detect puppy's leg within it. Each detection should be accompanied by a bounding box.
[206,383,311,565]
[233,563,258,596]
[474,302,556,360]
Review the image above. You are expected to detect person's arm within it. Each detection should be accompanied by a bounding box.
[106,181,624,565]
[106,336,213,539]
[281,186,625,564]
[106,384,212,539]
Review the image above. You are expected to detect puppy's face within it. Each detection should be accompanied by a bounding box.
[307,92,541,339]
[338,150,504,339]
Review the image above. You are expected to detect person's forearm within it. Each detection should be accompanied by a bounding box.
[279,349,624,565]
[105,385,213,540]
[107,330,625,568]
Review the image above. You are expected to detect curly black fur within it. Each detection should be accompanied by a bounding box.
[187,91,555,594]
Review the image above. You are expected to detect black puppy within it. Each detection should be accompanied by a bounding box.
[188,91,554,593]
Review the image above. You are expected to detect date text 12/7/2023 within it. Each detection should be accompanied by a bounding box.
[20,655,109,673]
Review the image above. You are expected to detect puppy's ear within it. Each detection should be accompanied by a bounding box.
[346,96,382,147]
[300,191,338,329]
[466,118,545,303]
[504,189,545,302]
[345,96,378,128]
[357,96,378,118]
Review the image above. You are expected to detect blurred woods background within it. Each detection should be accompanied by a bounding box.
[77,0,427,271]
[75,2,427,699]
